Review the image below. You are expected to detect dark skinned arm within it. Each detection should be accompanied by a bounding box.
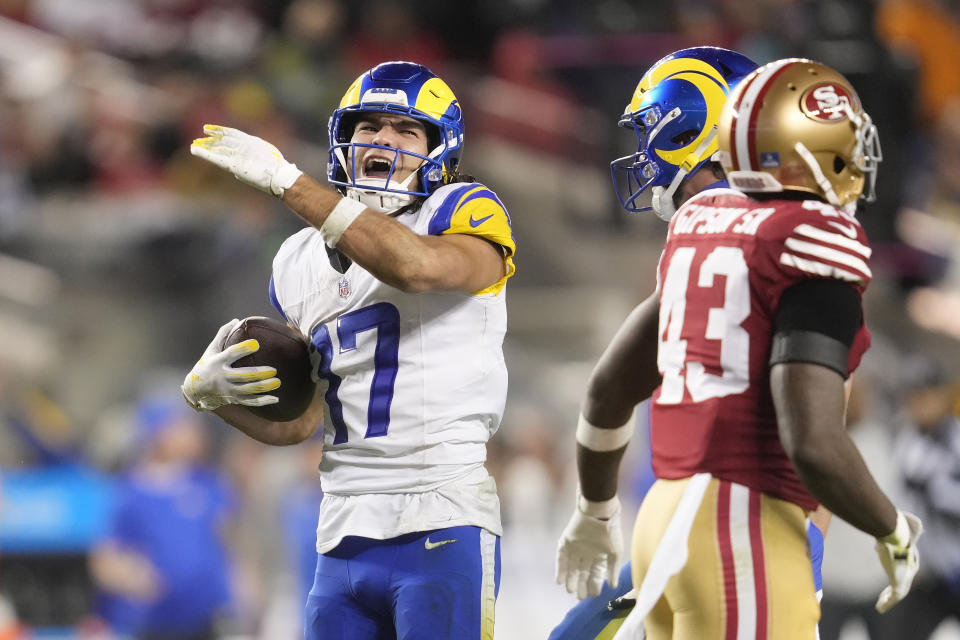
[771,362,897,537]
[578,291,662,502]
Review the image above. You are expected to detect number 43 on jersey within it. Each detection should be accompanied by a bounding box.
[658,246,751,405]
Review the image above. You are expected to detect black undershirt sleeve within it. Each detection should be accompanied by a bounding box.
[770,279,863,378]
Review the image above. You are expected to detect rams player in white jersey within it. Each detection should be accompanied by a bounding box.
[182,61,514,640]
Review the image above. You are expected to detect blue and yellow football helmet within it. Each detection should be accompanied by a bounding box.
[611,47,758,220]
[328,61,464,211]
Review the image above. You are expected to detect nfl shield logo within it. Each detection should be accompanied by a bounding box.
[337,277,351,299]
[760,151,780,168]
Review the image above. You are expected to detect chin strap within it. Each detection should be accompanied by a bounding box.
[793,141,841,206]
[651,126,719,221]
[346,180,416,213]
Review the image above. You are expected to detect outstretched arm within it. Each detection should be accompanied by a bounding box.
[191,126,504,294]
[284,174,505,293]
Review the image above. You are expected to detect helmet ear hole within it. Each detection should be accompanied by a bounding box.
[672,129,699,145]
[833,155,847,174]
[425,127,442,152]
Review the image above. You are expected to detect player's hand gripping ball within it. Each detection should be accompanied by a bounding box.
[225,317,316,422]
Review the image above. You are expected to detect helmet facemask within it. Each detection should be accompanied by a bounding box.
[331,127,449,213]
[792,102,881,210]
[611,105,683,217]
[848,106,882,203]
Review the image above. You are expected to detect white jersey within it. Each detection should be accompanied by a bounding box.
[269,182,516,552]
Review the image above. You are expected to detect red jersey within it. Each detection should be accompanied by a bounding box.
[650,188,872,510]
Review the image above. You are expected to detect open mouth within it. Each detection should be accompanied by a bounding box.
[363,157,395,181]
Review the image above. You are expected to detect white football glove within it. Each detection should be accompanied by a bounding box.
[190,125,303,198]
[556,495,623,600]
[874,510,923,613]
[181,319,281,412]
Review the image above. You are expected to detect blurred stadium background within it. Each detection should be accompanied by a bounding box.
[1,0,959,638]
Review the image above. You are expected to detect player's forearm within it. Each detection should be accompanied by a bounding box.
[772,363,898,537]
[281,174,343,228]
[214,404,319,446]
[282,175,474,292]
[577,445,627,502]
[791,433,897,537]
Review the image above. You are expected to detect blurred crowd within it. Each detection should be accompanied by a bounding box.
[1,0,960,638]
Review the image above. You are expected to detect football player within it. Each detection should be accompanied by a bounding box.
[552,49,839,640]
[552,46,759,639]
[556,56,923,640]
[555,45,827,639]
[182,61,515,640]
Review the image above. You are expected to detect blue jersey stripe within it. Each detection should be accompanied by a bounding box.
[268,277,288,321]
[427,183,482,236]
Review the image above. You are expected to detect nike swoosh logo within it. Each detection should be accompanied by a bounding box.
[424,537,457,550]
[469,213,493,228]
[826,221,857,238]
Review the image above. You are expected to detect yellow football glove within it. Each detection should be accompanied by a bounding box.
[190,125,303,198]
[181,319,280,412]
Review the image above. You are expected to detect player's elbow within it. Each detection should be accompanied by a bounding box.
[780,423,837,482]
[281,414,324,445]
[268,400,324,446]
[785,438,822,478]
[392,274,434,294]
[274,426,314,446]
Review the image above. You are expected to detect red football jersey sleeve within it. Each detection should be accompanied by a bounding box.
[650,189,871,510]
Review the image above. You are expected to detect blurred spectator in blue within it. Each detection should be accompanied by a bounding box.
[884,354,960,639]
[0,472,24,640]
[89,395,238,640]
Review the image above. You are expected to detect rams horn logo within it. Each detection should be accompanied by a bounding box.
[631,57,732,165]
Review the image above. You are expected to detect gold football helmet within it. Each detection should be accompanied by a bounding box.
[717,58,881,209]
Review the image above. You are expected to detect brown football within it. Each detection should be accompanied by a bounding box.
[224,316,315,422]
